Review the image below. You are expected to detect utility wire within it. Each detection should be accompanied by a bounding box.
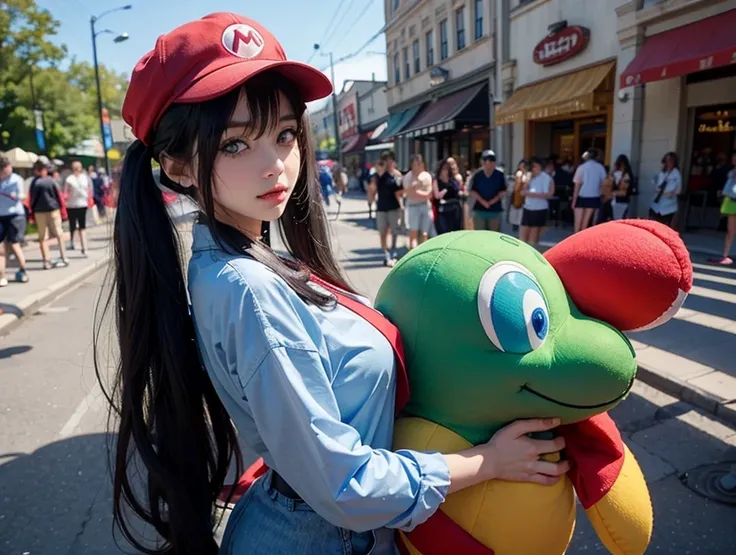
[306,0,350,64]
[319,0,361,51]
[328,0,378,53]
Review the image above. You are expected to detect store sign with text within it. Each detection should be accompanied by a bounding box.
[339,95,359,140]
[533,26,590,66]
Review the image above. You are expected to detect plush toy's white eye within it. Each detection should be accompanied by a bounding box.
[477,262,549,354]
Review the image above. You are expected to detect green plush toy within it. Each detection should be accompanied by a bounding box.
[375,222,693,555]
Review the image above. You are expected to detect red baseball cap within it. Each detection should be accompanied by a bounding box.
[122,12,333,145]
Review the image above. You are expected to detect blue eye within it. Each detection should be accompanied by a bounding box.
[477,262,549,354]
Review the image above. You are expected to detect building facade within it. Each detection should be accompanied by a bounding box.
[383,0,497,172]
[494,0,736,226]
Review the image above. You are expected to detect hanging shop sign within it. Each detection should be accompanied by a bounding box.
[533,25,590,67]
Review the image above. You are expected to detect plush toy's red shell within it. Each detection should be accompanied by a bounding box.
[544,220,692,332]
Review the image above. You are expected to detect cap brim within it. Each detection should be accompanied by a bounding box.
[178,59,333,104]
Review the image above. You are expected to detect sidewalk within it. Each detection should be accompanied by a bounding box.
[333,194,736,425]
[0,223,112,336]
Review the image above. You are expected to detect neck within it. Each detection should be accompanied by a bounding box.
[214,203,263,240]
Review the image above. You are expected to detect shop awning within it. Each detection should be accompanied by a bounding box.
[495,61,615,126]
[620,9,736,89]
[342,133,368,154]
[368,121,389,143]
[382,105,423,139]
[399,83,486,137]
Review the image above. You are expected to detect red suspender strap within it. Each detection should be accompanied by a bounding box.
[311,276,410,415]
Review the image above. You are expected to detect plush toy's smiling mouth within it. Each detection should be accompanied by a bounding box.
[521,376,636,409]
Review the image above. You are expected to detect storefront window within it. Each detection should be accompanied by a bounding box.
[440,19,448,60]
[688,104,736,198]
[456,8,466,51]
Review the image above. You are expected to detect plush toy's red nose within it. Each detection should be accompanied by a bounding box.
[544,220,693,332]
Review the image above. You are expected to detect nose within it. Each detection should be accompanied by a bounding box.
[260,145,286,180]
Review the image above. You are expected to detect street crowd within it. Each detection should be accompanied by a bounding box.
[0,155,114,287]
[319,147,736,268]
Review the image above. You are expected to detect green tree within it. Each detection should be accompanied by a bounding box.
[0,1,126,156]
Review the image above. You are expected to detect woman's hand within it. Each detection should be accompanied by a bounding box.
[445,418,569,494]
[483,418,569,485]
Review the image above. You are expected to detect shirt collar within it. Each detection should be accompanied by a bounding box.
[191,223,219,252]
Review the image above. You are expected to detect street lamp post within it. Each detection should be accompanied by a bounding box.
[90,4,131,176]
[313,44,343,167]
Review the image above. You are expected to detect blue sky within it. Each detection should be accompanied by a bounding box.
[37,0,389,109]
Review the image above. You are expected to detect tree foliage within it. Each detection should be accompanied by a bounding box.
[0,0,128,157]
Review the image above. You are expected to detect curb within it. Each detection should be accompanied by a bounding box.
[0,256,109,337]
[636,363,736,427]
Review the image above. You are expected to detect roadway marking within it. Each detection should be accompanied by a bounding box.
[58,383,103,438]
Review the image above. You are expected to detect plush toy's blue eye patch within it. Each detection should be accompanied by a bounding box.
[478,263,549,354]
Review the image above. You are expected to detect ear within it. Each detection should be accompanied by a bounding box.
[160,153,195,188]
[544,220,692,332]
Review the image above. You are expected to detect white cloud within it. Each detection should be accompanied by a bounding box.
[307,53,388,112]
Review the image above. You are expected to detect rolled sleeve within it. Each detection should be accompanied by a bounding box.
[243,345,450,532]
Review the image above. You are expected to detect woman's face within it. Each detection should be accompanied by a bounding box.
[440,163,450,179]
[448,158,458,172]
[664,154,674,170]
[208,91,301,235]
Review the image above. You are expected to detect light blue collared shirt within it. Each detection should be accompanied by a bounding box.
[188,224,449,533]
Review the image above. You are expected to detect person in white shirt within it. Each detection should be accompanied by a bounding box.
[520,157,555,248]
[63,161,91,256]
[572,148,607,233]
[403,154,433,250]
[649,152,682,228]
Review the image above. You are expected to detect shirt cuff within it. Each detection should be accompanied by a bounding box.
[394,449,451,532]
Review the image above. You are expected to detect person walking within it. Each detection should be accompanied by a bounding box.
[96,14,569,555]
[520,157,555,248]
[403,154,433,250]
[469,150,507,232]
[649,152,682,227]
[375,150,403,266]
[572,148,606,232]
[433,158,463,234]
[0,154,29,285]
[708,150,736,265]
[29,161,69,269]
[63,161,91,256]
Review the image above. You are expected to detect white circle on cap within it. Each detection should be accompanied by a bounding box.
[222,24,265,59]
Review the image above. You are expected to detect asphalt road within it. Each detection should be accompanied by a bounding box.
[1,196,735,554]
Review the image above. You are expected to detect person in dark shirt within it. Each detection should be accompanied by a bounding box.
[375,150,403,266]
[433,158,463,234]
[470,149,507,231]
[29,161,69,269]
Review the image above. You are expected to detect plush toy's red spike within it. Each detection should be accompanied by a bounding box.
[544,220,693,332]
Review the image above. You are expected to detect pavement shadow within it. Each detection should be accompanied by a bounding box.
[0,344,32,359]
[569,387,736,553]
[0,433,145,554]
[342,216,379,232]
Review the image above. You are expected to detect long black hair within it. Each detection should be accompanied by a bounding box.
[94,71,353,554]
[614,154,633,180]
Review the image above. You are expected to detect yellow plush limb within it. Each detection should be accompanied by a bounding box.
[394,417,576,555]
[584,444,653,555]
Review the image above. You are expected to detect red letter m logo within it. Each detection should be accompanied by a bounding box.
[232,29,263,51]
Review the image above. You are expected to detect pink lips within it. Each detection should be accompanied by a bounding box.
[258,184,288,203]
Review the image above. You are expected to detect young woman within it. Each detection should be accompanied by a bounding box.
[63,161,91,256]
[649,152,682,227]
[509,159,530,230]
[432,158,464,234]
[520,157,555,248]
[610,154,634,220]
[709,150,736,266]
[97,13,568,555]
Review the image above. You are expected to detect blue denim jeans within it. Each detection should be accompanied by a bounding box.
[220,471,398,555]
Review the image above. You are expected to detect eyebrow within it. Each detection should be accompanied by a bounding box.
[227,114,298,128]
